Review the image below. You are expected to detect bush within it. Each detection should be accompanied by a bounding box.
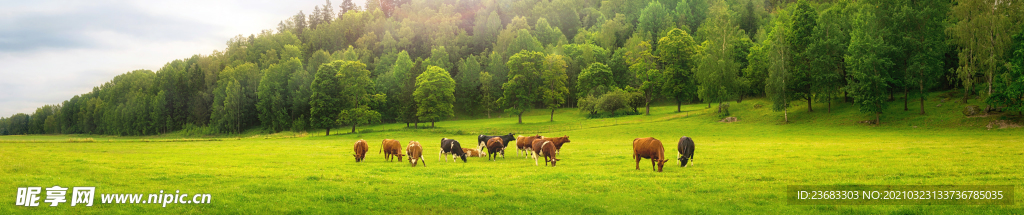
[578,95,599,115]
[597,91,627,113]
[181,123,217,137]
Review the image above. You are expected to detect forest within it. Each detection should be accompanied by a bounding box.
[1,0,1022,136]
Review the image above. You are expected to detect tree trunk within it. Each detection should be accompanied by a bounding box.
[415,122,418,128]
[676,99,682,112]
[920,75,925,115]
[807,96,813,112]
[518,112,523,124]
[406,122,409,127]
[645,93,651,115]
[827,96,831,114]
[431,121,435,128]
[326,128,330,136]
[904,87,909,111]
[351,124,356,133]
[875,112,880,126]
[550,109,555,121]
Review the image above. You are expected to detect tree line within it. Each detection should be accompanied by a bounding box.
[2,0,1022,136]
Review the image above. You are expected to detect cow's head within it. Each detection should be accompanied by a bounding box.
[550,158,560,167]
[410,157,419,167]
[353,154,361,162]
[657,159,666,172]
[678,156,689,167]
[459,154,467,162]
[397,153,404,162]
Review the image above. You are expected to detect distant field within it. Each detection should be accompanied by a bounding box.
[2,96,1022,214]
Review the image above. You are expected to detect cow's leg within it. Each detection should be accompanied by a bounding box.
[651,158,656,171]
[635,155,641,170]
[439,149,444,161]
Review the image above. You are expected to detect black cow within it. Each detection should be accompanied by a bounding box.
[439,138,468,162]
[477,133,516,152]
[677,136,695,167]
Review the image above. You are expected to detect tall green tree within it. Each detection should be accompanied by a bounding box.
[479,71,498,118]
[988,29,1024,114]
[309,61,346,136]
[257,59,302,132]
[658,28,700,112]
[949,0,1017,108]
[695,0,742,113]
[894,0,948,114]
[414,66,456,127]
[637,0,676,47]
[846,4,894,125]
[541,54,570,121]
[577,63,616,98]
[806,1,851,113]
[625,40,661,115]
[455,55,483,116]
[334,60,383,133]
[766,13,792,123]
[789,0,817,112]
[500,50,545,124]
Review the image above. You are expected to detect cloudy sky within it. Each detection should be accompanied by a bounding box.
[0,0,366,117]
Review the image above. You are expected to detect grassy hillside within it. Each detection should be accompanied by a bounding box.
[1,93,1021,214]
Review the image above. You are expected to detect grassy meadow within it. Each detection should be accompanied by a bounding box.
[2,94,1022,214]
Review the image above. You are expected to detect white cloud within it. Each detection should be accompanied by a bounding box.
[0,0,367,117]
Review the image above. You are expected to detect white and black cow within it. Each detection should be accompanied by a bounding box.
[477,133,515,152]
[439,138,468,162]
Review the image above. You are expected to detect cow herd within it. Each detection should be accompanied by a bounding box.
[351,134,697,171]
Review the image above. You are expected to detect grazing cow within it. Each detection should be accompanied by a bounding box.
[539,140,560,166]
[478,133,516,151]
[542,136,571,155]
[632,137,667,172]
[380,139,404,162]
[439,138,468,162]
[406,141,426,167]
[485,137,505,160]
[353,139,369,162]
[677,136,695,167]
[462,148,483,157]
[516,135,543,157]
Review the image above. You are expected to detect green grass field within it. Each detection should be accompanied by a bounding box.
[2,95,1022,214]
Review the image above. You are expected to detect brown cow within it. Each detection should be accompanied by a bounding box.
[632,137,667,172]
[406,141,426,167]
[462,148,483,157]
[517,135,543,158]
[542,136,571,155]
[539,140,560,166]
[485,137,505,160]
[353,139,369,162]
[380,139,404,162]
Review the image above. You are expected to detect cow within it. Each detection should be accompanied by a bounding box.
[677,136,695,167]
[485,137,505,160]
[462,148,484,157]
[632,137,667,172]
[478,133,516,152]
[353,139,369,162]
[542,136,571,155]
[439,138,468,162]
[380,139,404,162]
[539,140,560,167]
[516,135,543,157]
[406,141,426,167]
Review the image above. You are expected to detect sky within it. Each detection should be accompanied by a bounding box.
[0,0,366,117]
